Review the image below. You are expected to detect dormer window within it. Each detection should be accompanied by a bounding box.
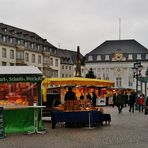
[2,36,6,42]
[137,54,141,60]
[37,45,40,50]
[97,55,101,61]
[88,55,93,61]
[31,43,34,48]
[43,46,46,51]
[105,55,109,61]
[25,41,28,47]
[17,40,21,45]
[128,54,133,60]
[146,54,148,60]
[10,38,13,43]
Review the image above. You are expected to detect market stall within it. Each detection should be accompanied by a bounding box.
[42,77,115,103]
[42,77,114,128]
[0,66,44,133]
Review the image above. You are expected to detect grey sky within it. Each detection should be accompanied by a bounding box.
[0,0,148,55]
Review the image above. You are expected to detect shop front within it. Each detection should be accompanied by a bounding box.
[0,66,44,133]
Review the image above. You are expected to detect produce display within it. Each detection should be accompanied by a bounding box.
[0,82,38,106]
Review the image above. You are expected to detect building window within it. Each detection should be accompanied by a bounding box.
[10,63,14,66]
[43,56,49,64]
[88,56,93,61]
[128,54,133,60]
[17,39,21,45]
[55,59,58,67]
[65,66,68,70]
[32,54,35,63]
[69,66,71,70]
[31,43,34,48]
[10,50,14,59]
[25,53,29,61]
[116,77,122,87]
[137,54,141,60]
[62,74,64,78]
[97,55,101,61]
[2,48,6,58]
[146,54,148,60]
[2,36,6,42]
[2,62,6,66]
[37,45,40,50]
[25,42,28,47]
[50,58,53,66]
[128,76,133,87]
[38,55,41,64]
[16,51,24,60]
[105,55,109,61]
[62,65,64,69]
[10,38,13,43]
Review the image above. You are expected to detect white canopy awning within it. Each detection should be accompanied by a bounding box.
[0,66,42,75]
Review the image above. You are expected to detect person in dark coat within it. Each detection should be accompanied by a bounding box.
[87,93,92,101]
[112,93,117,107]
[124,92,129,107]
[129,91,136,113]
[80,93,84,100]
[92,91,97,107]
[64,87,76,101]
[116,92,124,113]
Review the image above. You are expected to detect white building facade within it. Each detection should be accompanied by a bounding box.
[85,40,148,94]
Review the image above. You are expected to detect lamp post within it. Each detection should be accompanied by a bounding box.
[132,61,143,95]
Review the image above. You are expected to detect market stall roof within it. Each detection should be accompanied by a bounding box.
[0,66,42,75]
[43,77,114,87]
[42,77,114,102]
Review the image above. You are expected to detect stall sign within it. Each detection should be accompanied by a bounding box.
[96,97,106,106]
[0,76,42,83]
[0,107,5,139]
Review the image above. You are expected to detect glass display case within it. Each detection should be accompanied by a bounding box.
[0,82,38,106]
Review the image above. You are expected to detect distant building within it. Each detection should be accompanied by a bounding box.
[0,23,60,78]
[85,39,148,91]
[57,48,85,78]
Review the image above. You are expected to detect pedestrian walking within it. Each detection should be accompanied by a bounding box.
[129,91,136,113]
[116,92,124,113]
[112,93,117,107]
[124,92,129,107]
[137,94,144,112]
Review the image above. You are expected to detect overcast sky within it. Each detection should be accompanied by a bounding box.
[0,0,148,55]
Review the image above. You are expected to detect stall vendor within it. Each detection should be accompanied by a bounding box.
[64,87,76,101]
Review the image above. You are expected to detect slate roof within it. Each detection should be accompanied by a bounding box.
[86,39,148,55]
[0,23,56,48]
[85,39,148,62]
[57,49,84,65]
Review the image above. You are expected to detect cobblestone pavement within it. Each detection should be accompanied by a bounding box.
[1,106,148,148]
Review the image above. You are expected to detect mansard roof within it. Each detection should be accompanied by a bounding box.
[86,39,148,55]
[0,23,56,48]
[85,39,148,62]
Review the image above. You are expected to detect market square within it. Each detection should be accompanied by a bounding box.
[1,106,148,148]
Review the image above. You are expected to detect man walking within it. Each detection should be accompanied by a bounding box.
[129,91,136,113]
[116,92,124,113]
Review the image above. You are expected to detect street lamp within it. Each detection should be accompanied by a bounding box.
[132,61,143,95]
